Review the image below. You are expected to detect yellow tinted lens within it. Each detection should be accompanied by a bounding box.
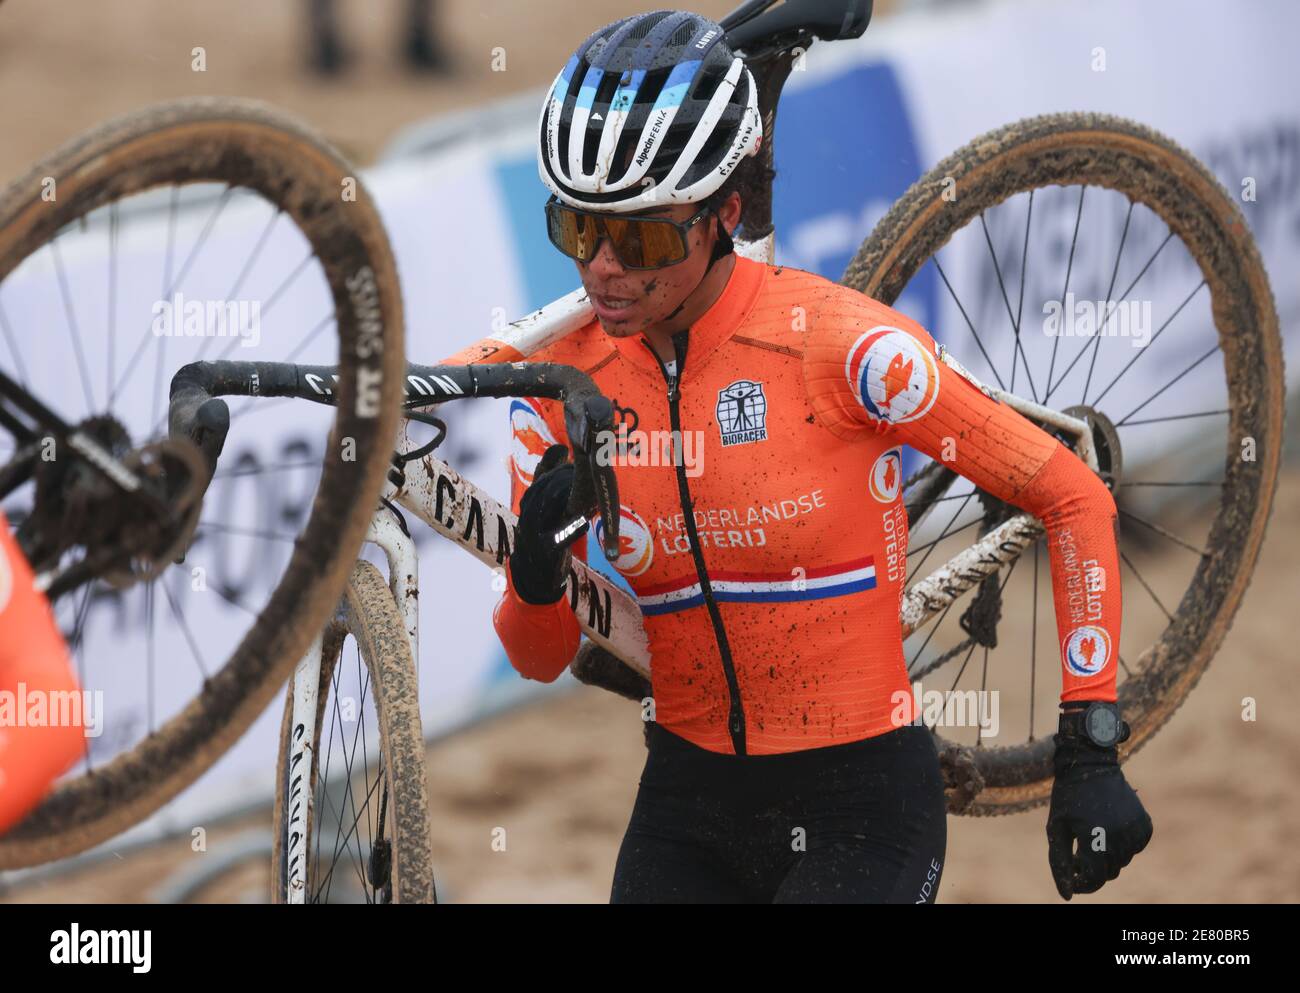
[548,205,597,260]
[636,219,687,267]
[573,212,603,260]
[603,216,685,268]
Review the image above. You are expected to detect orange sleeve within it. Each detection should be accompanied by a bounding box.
[0,515,85,834]
[490,397,588,683]
[804,296,1121,704]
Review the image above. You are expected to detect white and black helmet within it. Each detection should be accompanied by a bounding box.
[538,10,763,211]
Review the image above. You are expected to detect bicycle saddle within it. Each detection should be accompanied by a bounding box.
[723,0,873,52]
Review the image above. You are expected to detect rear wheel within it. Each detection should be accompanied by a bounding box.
[842,112,1283,815]
[0,98,405,866]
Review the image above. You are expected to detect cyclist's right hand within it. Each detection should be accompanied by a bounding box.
[509,444,587,605]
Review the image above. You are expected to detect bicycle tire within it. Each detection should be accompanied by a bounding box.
[842,112,1283,815]
[271,561,434,904]
[0,98,405,866]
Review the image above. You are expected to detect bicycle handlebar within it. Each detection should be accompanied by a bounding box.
[169,360,623,562]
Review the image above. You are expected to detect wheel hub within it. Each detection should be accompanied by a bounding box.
[1060,404,1123,492]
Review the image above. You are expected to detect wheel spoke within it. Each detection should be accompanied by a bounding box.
[1046,207,1175,403]
[314,770,386,903]
[213,459,322,480]
[945,640,980,696]
[191,205,284,365]
[933,258,1007,391]
[0,292,30,388]
[211,250,316,364]
[907,600,955,675]
[144,210,309,439]
[111,186,235,405]
[1087,276,1204,407]
[1080,201,1133,404]
[148,188,182,433]
[159,575,210,681]
[1119,548,1172,622]
[318,655,378,902]
[977,212,1038,400]
[1116,343,1221,426]
[318,693,383,902]
[194,521,301,543]
[107,202,119,403]
[1116,408,1228,428]
[66,582,95,770]
[1010,190,1034,400]
[335,673,374,902]
[905,511,983,584]
[50,240,97,415]
[1118,507,1207,557]
[1046,187,1086,395]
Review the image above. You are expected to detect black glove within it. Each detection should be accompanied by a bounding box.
[509,444,587,605]
[1046,728,1153,900]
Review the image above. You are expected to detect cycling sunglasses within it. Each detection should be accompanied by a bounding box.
[544,196,713,270]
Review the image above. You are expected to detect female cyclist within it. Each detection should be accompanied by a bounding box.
[478,9,1152,903]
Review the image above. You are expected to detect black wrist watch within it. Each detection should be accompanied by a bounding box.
[1058,701,1131,748]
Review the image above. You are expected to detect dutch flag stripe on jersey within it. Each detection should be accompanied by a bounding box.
[637,557,877,615]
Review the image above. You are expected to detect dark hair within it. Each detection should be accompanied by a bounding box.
[700,152,770,237]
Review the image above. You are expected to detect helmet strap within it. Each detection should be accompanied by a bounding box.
[709,212,735,267]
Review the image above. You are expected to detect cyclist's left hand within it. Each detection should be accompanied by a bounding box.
[1046,736,1153,900]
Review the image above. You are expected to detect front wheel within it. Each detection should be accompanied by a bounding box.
[843,112,1283,815]
[272,561,435,904]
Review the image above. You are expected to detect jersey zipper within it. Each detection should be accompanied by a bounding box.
[642,333,748,755]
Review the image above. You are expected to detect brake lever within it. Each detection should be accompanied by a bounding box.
[558,393,621,563]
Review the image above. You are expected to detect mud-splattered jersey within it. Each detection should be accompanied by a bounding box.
[450,256,1121,756]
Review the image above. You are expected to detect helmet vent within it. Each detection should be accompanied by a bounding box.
[669,22,695,46]
[629,11,671,40]
[607,130,638,185]
[638,66,670,108]
[692,66,725,103]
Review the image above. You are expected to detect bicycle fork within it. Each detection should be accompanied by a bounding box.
[282,504,420,904]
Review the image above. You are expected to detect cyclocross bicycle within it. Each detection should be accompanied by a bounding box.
[0,0,1283,906]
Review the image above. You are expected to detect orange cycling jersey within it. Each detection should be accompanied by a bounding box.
[448,256,1121,756]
